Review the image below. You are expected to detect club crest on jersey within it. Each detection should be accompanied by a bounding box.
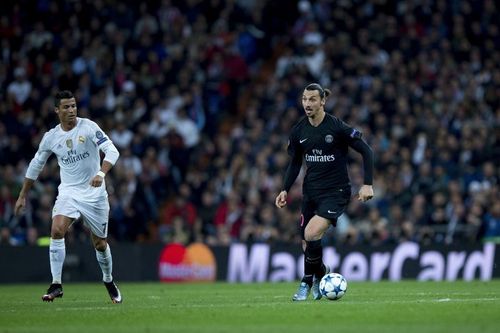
[66,139,73,149]
[78,136,85,144]
[325,135,334,143]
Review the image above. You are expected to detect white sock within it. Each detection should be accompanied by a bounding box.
[49,238,65,284]
[96,244,113,283]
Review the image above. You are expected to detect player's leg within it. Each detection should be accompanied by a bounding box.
[91,234,113,283]
[293,216,330,301]
[43,214,73,302]
[83,199,122,303]
[292,199,316,301]
[310,189,351,299]
[90,233,122,303]
[304,215,330,300]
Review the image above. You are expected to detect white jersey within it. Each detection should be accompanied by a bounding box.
[26,117,117,200]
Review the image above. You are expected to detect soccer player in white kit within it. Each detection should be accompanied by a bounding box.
[14,91,123,303]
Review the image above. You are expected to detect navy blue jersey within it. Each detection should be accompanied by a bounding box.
[287,113,362,193]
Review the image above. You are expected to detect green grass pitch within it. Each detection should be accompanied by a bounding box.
[1,281,499,333]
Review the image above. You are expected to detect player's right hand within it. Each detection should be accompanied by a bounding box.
[90,174,104,187]
[14,196,26,216]
[358,184,374,202]
[275,190,287,208]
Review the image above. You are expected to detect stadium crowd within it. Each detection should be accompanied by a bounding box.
[0,0,499,247]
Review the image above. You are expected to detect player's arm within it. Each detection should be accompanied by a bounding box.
[15,178,35,216]
[90,142,120,187]
[88,120,120,187]
[349,138,374,202]
[15,135,52,215]
[275,139,302,208]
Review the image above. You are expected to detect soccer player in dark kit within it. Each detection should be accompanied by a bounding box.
[275,83,374,301]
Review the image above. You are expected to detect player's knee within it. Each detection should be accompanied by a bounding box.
[304,225,323,241]
[304,226,322,241]
[304,216,329,241]
[50,226,65,239]
[94,239,107,252]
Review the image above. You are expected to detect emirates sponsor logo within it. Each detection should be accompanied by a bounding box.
[305,149,335,162]
[60,151,90,165]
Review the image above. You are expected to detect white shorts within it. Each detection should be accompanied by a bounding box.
[52,195,110,238]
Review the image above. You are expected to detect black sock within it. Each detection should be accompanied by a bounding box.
[315,263,326,279]
[304,239,323,286]
[301,275,314,287]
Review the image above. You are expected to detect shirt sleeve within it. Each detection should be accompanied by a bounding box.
[283,130,303,192]
[87,119,120,165]
[286,129,302,157]
[349,139,374,185]
[337,118,374,185]
[338,119,363,142]
[88,120,113,149]
[101,142,120,165]
[25,133,52,180]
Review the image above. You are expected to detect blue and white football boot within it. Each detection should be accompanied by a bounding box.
[312,265,330,300]
[292,282,311,301]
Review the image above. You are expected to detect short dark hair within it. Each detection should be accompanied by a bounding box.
[55,90,74,107]
[304,83,331,99]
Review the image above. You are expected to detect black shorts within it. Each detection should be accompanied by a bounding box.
[299,187,351,239]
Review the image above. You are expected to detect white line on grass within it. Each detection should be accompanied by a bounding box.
[27,297,497,311]
[54,307,111,311]
[155,297,500,308]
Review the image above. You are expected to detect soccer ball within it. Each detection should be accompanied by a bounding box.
[319,272,347,300]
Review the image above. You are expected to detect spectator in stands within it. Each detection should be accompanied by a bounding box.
[480,201,500,242]
[214,191,244,241]
[7,67,31,111]
[159,183,197,242]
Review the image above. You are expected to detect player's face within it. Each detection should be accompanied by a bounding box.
[55,98,77,123]
[302,90,324,118]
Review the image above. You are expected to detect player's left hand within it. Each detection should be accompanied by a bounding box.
[14,196,26,216]
[358,185,374,202]
[90,174,104,187]
[275,190,288,208]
